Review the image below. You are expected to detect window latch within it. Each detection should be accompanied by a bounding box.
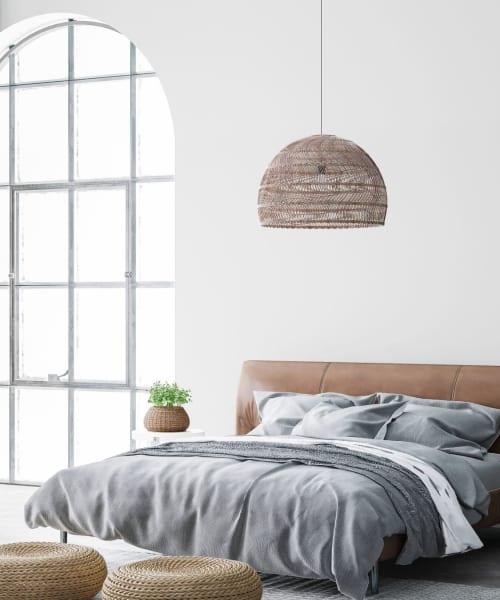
[48,369,69,382]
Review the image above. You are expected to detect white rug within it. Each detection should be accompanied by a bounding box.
[92,543,500,599]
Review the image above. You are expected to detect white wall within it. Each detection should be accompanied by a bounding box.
[2,0,500,435]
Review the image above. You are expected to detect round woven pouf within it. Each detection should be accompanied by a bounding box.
[0,542,107,600]
[102,556,262,600]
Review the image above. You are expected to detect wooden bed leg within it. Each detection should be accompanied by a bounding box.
[368,562,379,596]
[59,531,68,544]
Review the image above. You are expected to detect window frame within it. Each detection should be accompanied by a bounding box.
[0,19,175,484]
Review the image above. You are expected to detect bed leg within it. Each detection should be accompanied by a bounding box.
[368,562,379,596]
[59,531,68,544]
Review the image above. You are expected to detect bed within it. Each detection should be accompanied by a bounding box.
[25,360,500,600]
[236,361,500,550]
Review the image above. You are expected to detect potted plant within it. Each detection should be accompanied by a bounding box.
[143,381,192,432]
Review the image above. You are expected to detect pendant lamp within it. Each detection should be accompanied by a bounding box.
[258,2,387,229]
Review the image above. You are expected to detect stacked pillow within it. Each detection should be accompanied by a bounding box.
[377,394,500,458]
[250,390,500,459]
[292,399,406,439]
[249,391,377,436]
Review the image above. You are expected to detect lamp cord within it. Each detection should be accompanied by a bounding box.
[320,0,323,135]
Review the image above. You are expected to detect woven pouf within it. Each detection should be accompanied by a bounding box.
[0,542,107,600]
[102,556,263,600]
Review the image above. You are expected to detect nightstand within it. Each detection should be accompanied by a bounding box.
[132,428,205,448]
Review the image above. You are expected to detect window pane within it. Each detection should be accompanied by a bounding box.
[0,189,9,282]
[74,288,126,382]
[74,25,130,78]
[136,77,174,176]
[135,48,153,73]
[0,60,8,85]
[0,288,9,382]
[136,288,174,387]
[75,188,126,282]
[74,390,129,465]
[0,90,8,184]
[15,388,67,481]
[15,26,68,83]
[75,79,129,179]
[137,182,174,282]
[15,85,68,182]
[18,288,68,380]
[0,388,8,480]
[18,190,68,283]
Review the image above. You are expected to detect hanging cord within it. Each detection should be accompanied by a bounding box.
[320,0,323,135]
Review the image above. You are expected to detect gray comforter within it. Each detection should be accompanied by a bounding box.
[25,436,490,600]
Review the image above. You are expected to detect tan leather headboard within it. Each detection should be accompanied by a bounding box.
[236,361,500,453]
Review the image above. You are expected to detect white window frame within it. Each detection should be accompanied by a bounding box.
[0,19,174,484]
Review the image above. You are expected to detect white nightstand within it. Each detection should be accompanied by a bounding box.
[132,428,205,448]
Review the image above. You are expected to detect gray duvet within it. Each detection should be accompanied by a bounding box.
[25,436,490,600]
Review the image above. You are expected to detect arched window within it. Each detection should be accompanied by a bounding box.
[0,18,175,483]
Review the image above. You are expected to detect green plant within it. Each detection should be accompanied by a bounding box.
[148,381,192,408]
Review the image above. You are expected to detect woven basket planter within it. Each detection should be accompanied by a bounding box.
[258,134,387,228]
[0,542,107,600]
[102,556,262,600]
[144,406,190,432]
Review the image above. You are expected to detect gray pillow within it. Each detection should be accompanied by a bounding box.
[378,393,500,452]
[249,391,378,436]
[292,400,406,439]
[377,410,487,459]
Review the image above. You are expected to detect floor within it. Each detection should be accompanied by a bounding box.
[1,483,500,589]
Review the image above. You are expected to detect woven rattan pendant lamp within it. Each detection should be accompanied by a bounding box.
[258,1,387,229]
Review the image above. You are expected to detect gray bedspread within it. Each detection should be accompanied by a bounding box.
[25,436,490,600]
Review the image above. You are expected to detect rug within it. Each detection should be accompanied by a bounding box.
[92,543,500,599]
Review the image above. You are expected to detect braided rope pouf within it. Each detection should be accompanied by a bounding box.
[102,556,263,600]
[0,542,107,600]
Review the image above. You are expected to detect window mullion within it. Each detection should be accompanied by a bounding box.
[128,43,137,448]
[8,46,15,483]
[67,20,75,468]
[9,175,175,191]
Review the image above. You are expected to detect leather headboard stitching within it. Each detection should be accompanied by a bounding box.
[236,360,500,453]
[450,366,463,400]
[318,363,330,393]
